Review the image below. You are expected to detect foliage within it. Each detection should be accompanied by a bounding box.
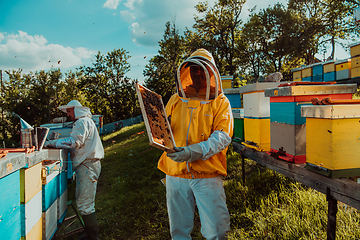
[78,49,140,123]
[143,21,186,105]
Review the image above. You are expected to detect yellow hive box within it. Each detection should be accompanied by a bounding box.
[350,42,360,57]
[352,56,360,69]
[302,104,360,178]
[335,59,351,71]
[301,66,312,78]
[243,118,270,151]
[292,70,302,80]
[20,162,42,204]
[21,216,42,240]
[351,67,360,78]
[221,80,232,89]
[323,60,335,73]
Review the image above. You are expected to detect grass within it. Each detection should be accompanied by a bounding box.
[56,122,360,239]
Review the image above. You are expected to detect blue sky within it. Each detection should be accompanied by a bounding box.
[0,0,351,83]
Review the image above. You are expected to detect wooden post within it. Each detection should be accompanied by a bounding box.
[241,152,245,185]
[327,187,337,240]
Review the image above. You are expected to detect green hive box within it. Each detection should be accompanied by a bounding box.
[232,108,244,141]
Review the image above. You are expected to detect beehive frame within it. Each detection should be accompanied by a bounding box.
[135,83,176,153]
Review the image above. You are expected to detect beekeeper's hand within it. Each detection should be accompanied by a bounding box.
[44,140,57,148]
[167,144,203,163]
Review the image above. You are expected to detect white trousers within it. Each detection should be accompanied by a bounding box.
[75,160,101,215]
[166,175,230,240]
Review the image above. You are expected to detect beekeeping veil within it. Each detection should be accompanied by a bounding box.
[58,100,92,119]
[176,48,222,100]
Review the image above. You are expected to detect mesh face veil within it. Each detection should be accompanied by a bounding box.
[176,49,222,100]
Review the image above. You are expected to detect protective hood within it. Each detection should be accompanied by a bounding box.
[176,48,222,100]
[58,100,92,119]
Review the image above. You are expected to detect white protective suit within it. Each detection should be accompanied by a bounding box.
[48,100,104,215]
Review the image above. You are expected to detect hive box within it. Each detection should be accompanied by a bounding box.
[232,108,244,141]
[42,199,58,240]
[221,75,233,89]
[265,83,356,163]
[42,160,60,212]
[291,67,302,82]
[0,170,21,240]
[301,66,312,82]
[57,189,68,224]
[21,190,42,239]
[323,60,336,82]
[335,59,351,81]
[350,42,360,57]
[312,62,323,82]
[302,104,360,178]
[239,82,286,151]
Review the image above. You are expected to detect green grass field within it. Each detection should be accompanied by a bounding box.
[55,122,360,239]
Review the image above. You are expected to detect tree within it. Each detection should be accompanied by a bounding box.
[78,49,139,123]
[192,0,246,76]
[144,21,185,104]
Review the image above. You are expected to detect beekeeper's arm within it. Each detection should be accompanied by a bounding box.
[167,130,232,162]
[167,100,233,163]
[44,120,88,149]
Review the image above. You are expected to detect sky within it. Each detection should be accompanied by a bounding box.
[0,0,352,83]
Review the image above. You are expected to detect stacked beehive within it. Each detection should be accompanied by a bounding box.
[291,67,302,82]
[323,60,336,82]
[20,154,43,239]
[239,82,283,151]
[0,153,26,240]
[335,59,351,81]
[311,62,324,82]
[302,100,360,178]
[265,83,356,163]
[223,88,244,141]
[301,65,312,82]
[350,42,360,80]
[42,160,60,240]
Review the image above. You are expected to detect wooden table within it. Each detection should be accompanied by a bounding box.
[232,141,360,240]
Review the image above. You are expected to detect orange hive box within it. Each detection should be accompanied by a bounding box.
[135,83,176,153]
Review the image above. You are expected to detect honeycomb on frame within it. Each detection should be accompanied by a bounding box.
[135,83,176,152]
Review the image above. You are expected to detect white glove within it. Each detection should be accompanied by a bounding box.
[44,140,57,148]
[167,144,203,163]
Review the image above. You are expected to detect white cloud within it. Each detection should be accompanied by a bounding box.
[121,0,216,47]
[120,10,136,23]
[0,31,96,73]
[103,0,122,9]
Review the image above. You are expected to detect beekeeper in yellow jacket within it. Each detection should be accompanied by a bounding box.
[158,49,233,239]
[44,100,103,240]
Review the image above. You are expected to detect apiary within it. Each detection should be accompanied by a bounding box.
[335,59,351,81]
[135,83,176,152]
[239,82,285,151]
[264,83,356,163]
[291,67,302,82]
[0,152,26,240]
[302,102,360,178]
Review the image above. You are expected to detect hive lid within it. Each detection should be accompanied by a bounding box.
[264,83,357,97]
[223,88,242,94]
[0,152,26,179]
[301,104,360,118]
[238,82,289,94]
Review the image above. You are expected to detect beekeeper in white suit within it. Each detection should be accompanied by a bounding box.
[44,100,104,240]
